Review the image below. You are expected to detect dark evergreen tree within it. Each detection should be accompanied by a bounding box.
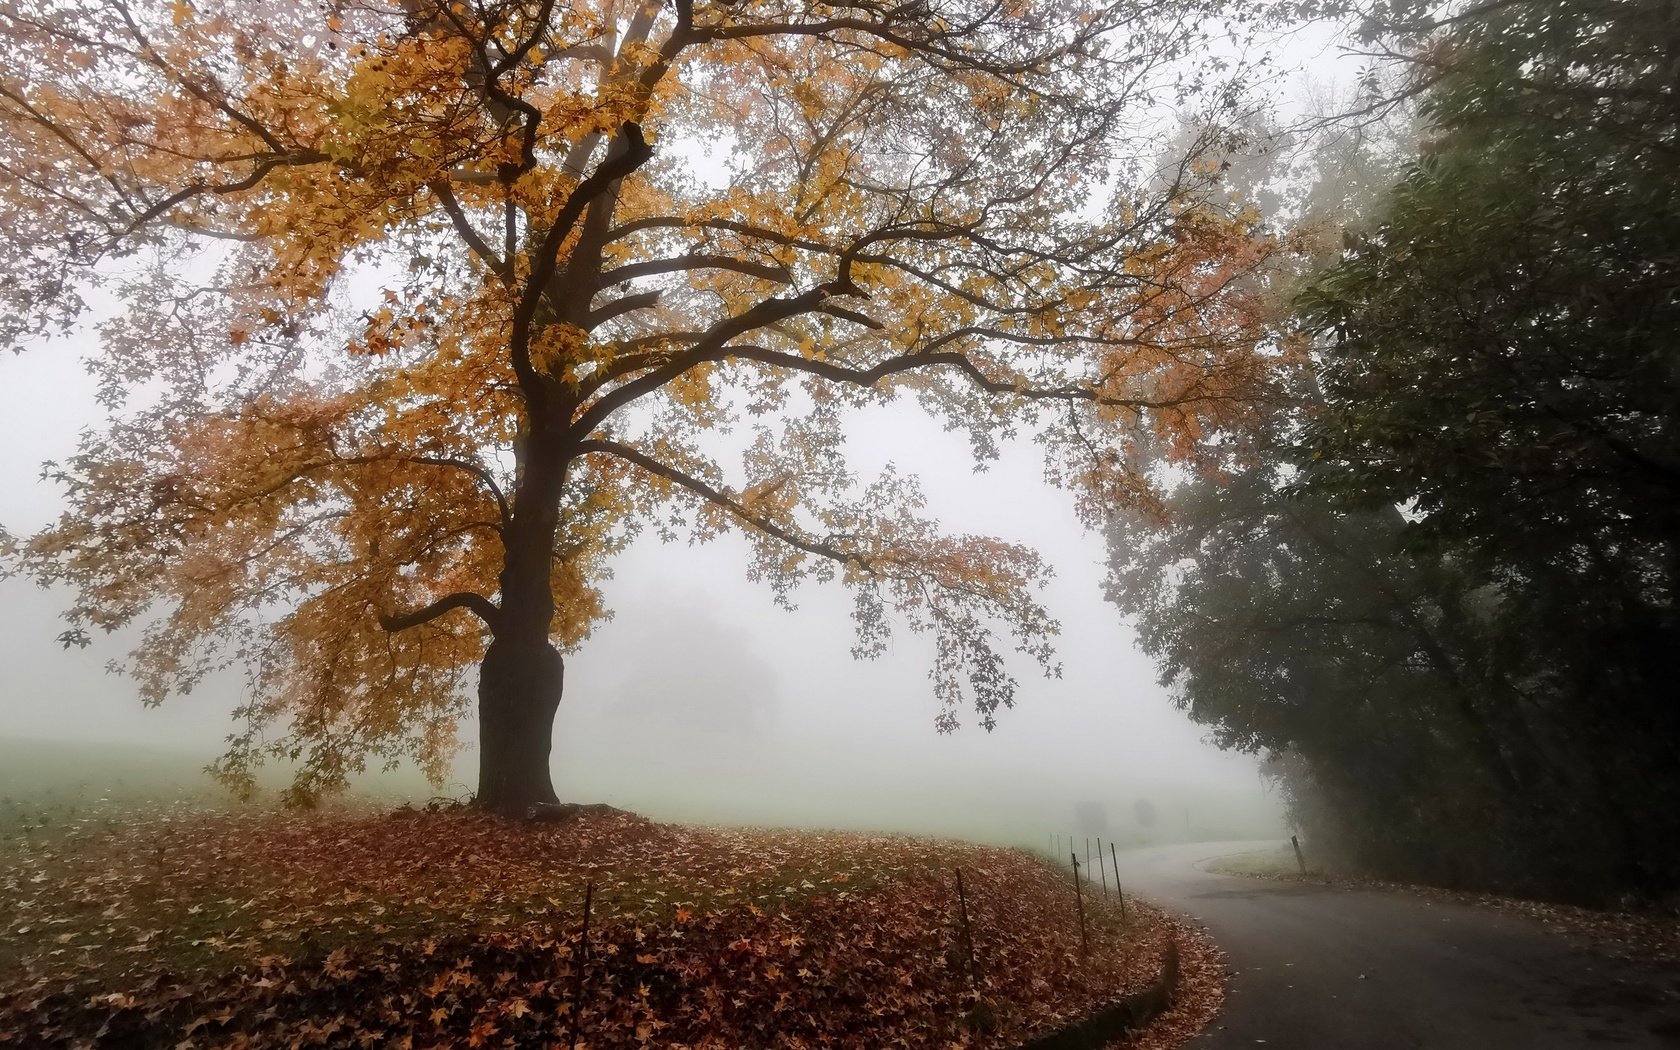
[1109,0,1680,901]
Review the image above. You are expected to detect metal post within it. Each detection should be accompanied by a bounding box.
[955,867,978,985]
[569,882,593,1050]
[1110,842,1127,921]
[1070,853,1089,958]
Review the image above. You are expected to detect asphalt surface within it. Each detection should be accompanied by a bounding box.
[1117,841,1680,1049]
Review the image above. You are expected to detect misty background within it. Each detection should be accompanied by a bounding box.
[0,19,1379,851]
[0,339,1283,847]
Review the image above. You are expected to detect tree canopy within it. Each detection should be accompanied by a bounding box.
[1108,0,1680,900]
[0,0,1289,810]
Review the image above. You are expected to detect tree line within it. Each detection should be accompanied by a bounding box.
[1106,0,1680,903]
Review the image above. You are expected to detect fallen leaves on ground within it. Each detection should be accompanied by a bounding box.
[1,803,1184,1048]
[1117,918,1225,1050]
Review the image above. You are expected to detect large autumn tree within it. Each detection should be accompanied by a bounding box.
[0,0,1286,814]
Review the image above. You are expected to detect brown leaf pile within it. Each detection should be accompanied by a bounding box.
[1122,919,1226,1050]
[1,805,1185,1048]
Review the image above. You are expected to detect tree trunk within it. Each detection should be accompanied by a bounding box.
[475,440,569,817]
[476,634,564,816]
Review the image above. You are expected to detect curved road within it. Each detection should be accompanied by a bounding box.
[1118,841,1680,1048]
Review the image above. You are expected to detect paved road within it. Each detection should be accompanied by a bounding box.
[1117,841,1680,1049]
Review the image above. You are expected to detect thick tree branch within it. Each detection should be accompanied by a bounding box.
[512,122,654,394]
[718,342,1112,401]
[563,276,860,441]
[539,127,653,259]
[605,215,841,253]
[119,150,330,240]
[378,591,501,632]
[587,253,792,292]
[584,290,663,329]
[586,334,1256,424]
[430,180,510,279]
[818,303,884,330]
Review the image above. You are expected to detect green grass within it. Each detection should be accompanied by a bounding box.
[1200,843,1315,879]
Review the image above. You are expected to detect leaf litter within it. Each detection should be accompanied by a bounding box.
[1,803,1208,1048]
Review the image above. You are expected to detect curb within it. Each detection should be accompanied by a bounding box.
[1015,934,1181,1049]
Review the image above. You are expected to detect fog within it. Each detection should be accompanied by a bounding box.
[0,335,1284,848]
[0,17,1390,853]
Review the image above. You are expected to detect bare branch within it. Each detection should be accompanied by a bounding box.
[574,438,867,568]
[430,180,510,279]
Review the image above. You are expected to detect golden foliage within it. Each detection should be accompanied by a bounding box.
[0,0,1295,799]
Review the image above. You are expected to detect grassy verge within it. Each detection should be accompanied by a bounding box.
[1,799,1186,1048]
[1199,844,1313,880]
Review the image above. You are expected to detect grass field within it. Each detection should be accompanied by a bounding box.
[1199,844,1312,879]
